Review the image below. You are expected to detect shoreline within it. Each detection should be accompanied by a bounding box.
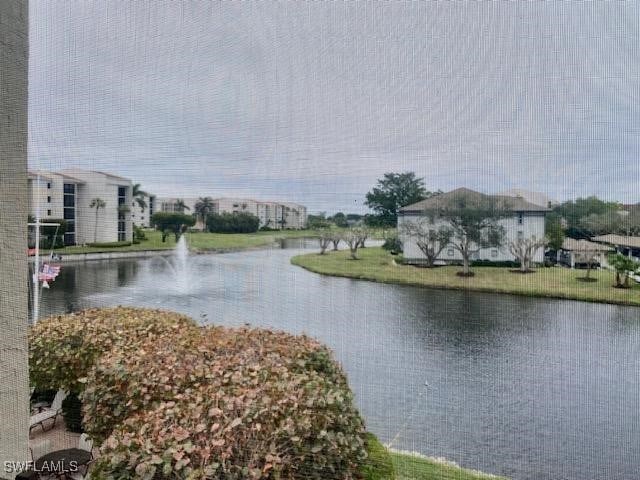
[27,242,281,263]
[291,248,640,308]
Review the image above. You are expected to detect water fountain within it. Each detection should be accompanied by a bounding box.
[149,235,192,294]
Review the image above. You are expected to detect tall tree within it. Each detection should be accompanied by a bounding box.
[194,197,215,228]
[365,172,434,227]
[545,212,565,252]
[89,198,106,243]
[434,192,510,276]
[331,212,348,228]
[554,197,620,238]
[132,183,148,211]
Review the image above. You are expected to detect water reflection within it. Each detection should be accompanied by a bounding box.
[34,244,640,480]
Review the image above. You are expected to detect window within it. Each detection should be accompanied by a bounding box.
[491,249,498,258]
[447,249,454,256]
[47,209,51,216]
[518,212,524,225]
[63,183,76,245]
[517,231,524,239]
[117,186,127,241]
[47,182,51,189]
[47,196,51,203]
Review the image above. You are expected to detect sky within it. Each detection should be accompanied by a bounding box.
[29,2,640,214]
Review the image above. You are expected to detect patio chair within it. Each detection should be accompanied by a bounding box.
[29,389,67,433]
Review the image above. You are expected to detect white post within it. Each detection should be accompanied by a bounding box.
[0,0,30,472]
[33,175,40,325]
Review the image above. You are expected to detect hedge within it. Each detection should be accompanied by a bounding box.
[29,308,368,480]
[86,241,133,248]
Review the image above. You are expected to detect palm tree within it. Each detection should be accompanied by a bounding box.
[132,183,148,211]
[175,199,190,213]
[194,197,215,229]
[89,197,106,243]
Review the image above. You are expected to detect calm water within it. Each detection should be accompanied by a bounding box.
[34,239,640,480]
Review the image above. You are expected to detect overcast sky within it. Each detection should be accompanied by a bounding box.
[29,2,640,213]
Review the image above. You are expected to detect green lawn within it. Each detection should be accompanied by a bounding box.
[363,434,506,480]
[51,229,320,255]
[291,247,640,307]
[391,452,506,480]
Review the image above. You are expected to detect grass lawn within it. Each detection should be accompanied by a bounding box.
[291,247,640,307]
[51,229,320,255]
[363,434,506,480]
[390,451,506,480]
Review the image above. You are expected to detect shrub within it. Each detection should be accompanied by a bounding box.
[86,241,133,248]
[133,225,147,242]
[29,308,368,480]
[471,259,519,268]
[381,235,402,254]
[29,307,198,394]
[61,392,83,433]
[206,212,260,233]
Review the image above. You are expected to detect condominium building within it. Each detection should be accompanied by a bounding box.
[212,198,307,229]
[154,197,307,230]
[28,169,133,245]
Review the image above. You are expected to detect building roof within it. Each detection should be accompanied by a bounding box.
[28,170,86,183]
[562,238,613,252]
[400,187,549,213]
[592,234,640,249]
[60,168,131,183]
[497,189,557,208]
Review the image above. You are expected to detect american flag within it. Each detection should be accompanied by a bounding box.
[38,263,61,282]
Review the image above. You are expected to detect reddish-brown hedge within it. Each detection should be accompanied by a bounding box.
[29,308,367,479]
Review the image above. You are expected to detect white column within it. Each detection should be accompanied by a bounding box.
[0,0,30,475]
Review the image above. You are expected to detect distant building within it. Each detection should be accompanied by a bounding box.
[398,188,548,264]
[154,197,307,230]
[592,234,640,262]
[559,238,613,268]
[28,169,133,245]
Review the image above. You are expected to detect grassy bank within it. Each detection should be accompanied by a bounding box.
[363,434,506,480]
[291,247,640,307]
[50,229,319,255]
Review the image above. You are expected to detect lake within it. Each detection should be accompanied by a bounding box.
[33,239,640,480]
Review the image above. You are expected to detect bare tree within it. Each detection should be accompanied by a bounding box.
[507,235,547,273]
[316,228,332,255]
[329,230,342,251]
[357,227,370,248]
[400,219,453,267]
[437,194,510,276]
[343,227,368,259]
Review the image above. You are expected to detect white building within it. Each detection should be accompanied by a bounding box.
[398,188,548,264]
[212,198,307,229]
[28,169,133,245]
